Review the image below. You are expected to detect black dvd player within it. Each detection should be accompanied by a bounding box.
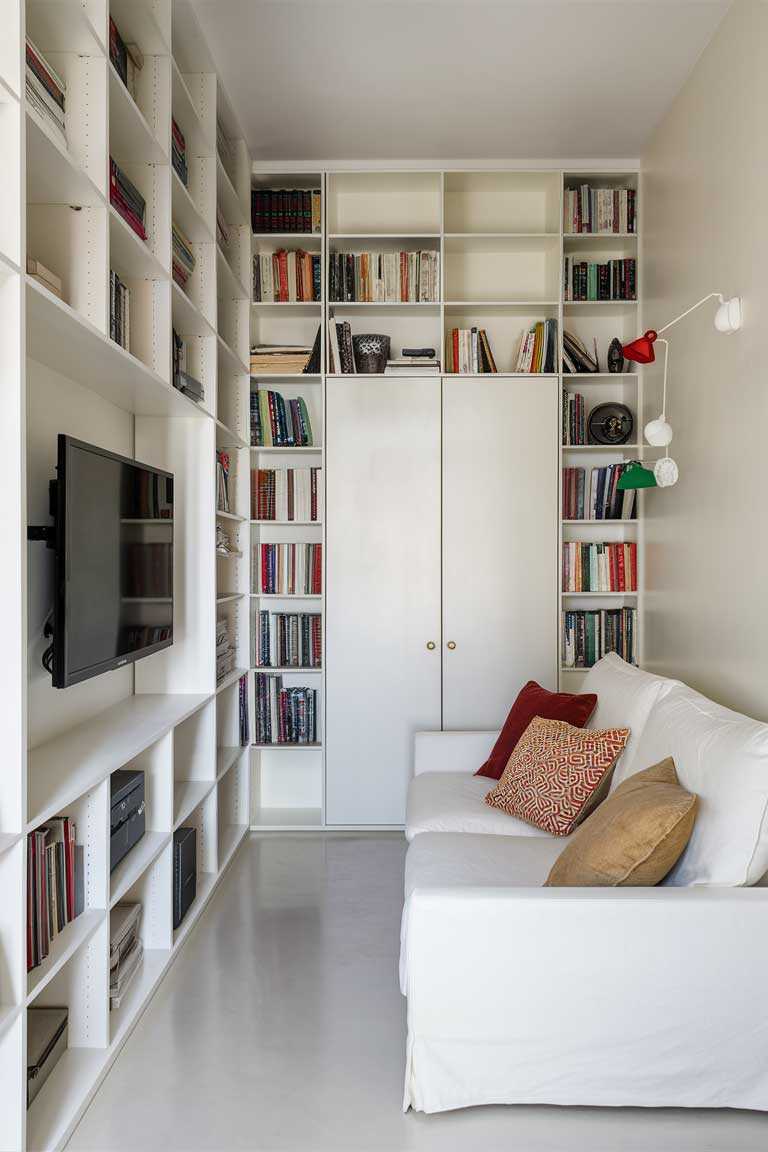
[110,769,146,872]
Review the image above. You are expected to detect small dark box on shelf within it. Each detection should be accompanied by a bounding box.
[110,769,146,873]
[173,826,197,929]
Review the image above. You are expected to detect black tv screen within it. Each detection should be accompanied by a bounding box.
[53,436,174,688]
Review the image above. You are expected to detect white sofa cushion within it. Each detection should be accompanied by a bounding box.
[405,772,559,842]
[581,653,678,785]
[625,683,768,886]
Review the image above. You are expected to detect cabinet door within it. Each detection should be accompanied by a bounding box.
[442,375,558,729]
[325,376,442,825]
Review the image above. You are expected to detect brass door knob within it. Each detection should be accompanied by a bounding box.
[447,641,456,650]
[426,641,436,650]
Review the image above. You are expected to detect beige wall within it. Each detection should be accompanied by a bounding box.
[641,0,768,718]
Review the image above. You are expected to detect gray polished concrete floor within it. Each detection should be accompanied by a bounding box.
[67,833,768,1151]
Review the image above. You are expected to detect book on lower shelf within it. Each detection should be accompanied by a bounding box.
[253,542,322,596]
[562,608,638,668]
[250,388,314,447]
[239,673,250,744]
[253,249,321,302]
[109,903,143,1011]
[564,185,637,235]
[26,36,66,143]
[216,615,236,683]
[252,611,322,669]
[111,158,147,241]
[27,818,83,972]
[251,188,321,234]
[562,329,600,374]
[216,451,231,513]
[562,465,637,521]
[563,542,637,593]
[328,250,439,303]
[172,118,187,186]
[172,222,196,290]
[514,319,557,373]
[251,467,321,521]
[448,328,498,373]
[110,270,131,351]
[563,390,586,445]
[254,672,318,745]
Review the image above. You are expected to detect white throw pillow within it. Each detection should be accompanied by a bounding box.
[628,683,768,886]
[581,653,678,785]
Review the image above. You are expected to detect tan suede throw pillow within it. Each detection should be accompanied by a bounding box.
[545,757,698,886]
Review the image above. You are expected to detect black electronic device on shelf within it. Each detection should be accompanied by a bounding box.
[173,826,196,929]
[110,769,146,872]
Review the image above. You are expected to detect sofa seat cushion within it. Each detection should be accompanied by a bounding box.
[405,772,559,842]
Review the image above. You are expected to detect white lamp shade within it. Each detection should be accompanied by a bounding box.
[645,417,674,447]
[654,457,679,487]
[714,296,742,333]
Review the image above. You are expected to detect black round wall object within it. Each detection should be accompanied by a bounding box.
[587,402,634,445]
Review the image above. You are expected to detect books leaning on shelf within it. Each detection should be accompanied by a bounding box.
[172,328,204,402]
[171,118,188,186]
[562,465,637,521]
[172,222,196,290]
[563,390,586,445]
[110,903,143,1011]
[448,328,497,374]
[27,257,63,300]
[251,467,321,522]
[564,185,637,235]
[217,451,230,512]
[26,37,66,143]
[562,541,637,593]
[239,673,250,744]
[564,257,636,302]
[250,388,313,447]
[111,158,147,241]
[562,608,638,669]
[216,615,236,683]
[253,542,322,596]
[110,270,131,351]
[327,319,355,374]
[253,250,321,303]
[328,250,439,303]
[254,673,317,745]
[562,329,599,374]
[251,188,321,234]
[252,611,322,669]
[109,18,143,101]
[27,817,83,972]
[515,319,557,373]
[250,343,315,375]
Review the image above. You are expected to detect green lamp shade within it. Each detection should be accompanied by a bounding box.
[617,462,657,490]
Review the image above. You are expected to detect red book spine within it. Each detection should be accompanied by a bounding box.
[261,543,267,593]
[452,328,459,374]
[617,545,626,592]
[272,253,280,301]
[110,184,147,240]
[629,543,637,591]
[278,250,289,303]
[26,836,33,970]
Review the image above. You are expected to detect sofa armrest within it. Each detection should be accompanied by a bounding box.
[413,730,498,776]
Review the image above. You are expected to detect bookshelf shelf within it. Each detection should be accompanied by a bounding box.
[172,278,216,339]
[172,871,216,948]
[216,592,244,604]
[0,832,21,857]
[561,591,638,598]
[171,59,214,156]
[562,444,641,452]
[26,1046,107,1152]
[26,0,106,55]
[216,509,246,522]
[562,519,638,525]
[26,909,105,1003]
[564,232,637,240]
[252,667,322,675]
[251,744,322,752]
[109,831,170,908]
[217,154,246,226]
[216,746,244,781]
[445,300,558,308]
[172,168,214,243]
[108,63,168,166]
[251,301,322,311]
[218,822,249,868]
[217,243,248,301]
[250,593,321,600]
[216,666,249,694]
[217,332,249,374]
[563,299,638,308]
[564,372,638,380]
[215,419,248,449]
[252,232,323,249]
[109,205,168,281]
[25,106,104,207]
[250,520,322,527]
[173,779,216,830]
[250,445,323,454]
[328,232,439,240]
[108,947,171,1049]
[110,0,171,54]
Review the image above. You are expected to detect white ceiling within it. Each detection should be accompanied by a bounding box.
[193,0,731,162]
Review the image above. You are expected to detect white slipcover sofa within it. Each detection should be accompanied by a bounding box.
[401,654,768,1114]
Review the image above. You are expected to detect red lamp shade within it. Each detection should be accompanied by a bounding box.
[622,329,658,364]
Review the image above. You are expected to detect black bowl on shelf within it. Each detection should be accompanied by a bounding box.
[352,333,390,374]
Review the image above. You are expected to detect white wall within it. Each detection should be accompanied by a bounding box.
[641,0,768,719]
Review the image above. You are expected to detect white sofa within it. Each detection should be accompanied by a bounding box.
[401,654,768,1114]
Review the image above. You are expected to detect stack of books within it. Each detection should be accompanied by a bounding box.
[327,320,356,373]
[562,391,586,445]
[27,257,63,300]
[448,328,498,373]
[252,611,322,669]
[250,344,314,375]
[562,330,599,374]
[239,674,250,744]
[562,608,638,668]
[385,353,440,376]
[562,465,637,521]
[564,257,637,301]
[562,542,638,592]
[216,616,235,683]
[171,118,187,186]
[110,159,147,240]
[110,271,131,351]
[564,185,637,234]
[26,37,66,143]
[253,542,322,596]
[251,467,321,522]
[109,18,143,101]
[253,250,321,302]
[172,222,195,290]
[216,451,230,512]
[27,818,83,971]
[254,673,317,745]
[328,250,439,302]
[515,319,557,373]
[250,389,313,447]
[251,189,321,233]
[109,904,143,1011]
[172,329,204,402]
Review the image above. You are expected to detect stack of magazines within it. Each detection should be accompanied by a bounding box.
[110,904,143,1011]
[172,222,195,290]
[216,617,235,683]
[26,37,66,143]
[110,158,146,240]
[171,118,187,186]
[110,270,131,351]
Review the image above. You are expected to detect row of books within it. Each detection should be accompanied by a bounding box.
[515,319,558,373]
[109,17,143,102]
[448,328,498,374]
[250,328,321,374]
[562,608,638,669]
[328,251,439,303]
[251,189,322,234]
[253,543,322,596]
[562,465,637,521]
[26,36,66,144]
[562,330,599,374]
[254,674,318,745]
[251,467,321,522]
[216,615,236,684]
[27,818,83,972]
[216,451,230,513]
[110,270,131,352]
[172,118,187,186]
[564,257,637,302]
[238,673,250,744]
[253,250,321,302]
[110,158,147,241]
[564,185,637,235]
[563,390,586,445]
[110,903,142,1011]
[250,389,314,447]
[252,612,322,669]
[562,542,638,593]
[172,222,195,290]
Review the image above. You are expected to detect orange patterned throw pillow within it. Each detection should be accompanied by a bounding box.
[484,716,630,836]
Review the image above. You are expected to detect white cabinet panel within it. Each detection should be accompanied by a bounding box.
[325,377,442,825]
[442,376,558,729]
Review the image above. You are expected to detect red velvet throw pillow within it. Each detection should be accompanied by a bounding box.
[476,681,598,780]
